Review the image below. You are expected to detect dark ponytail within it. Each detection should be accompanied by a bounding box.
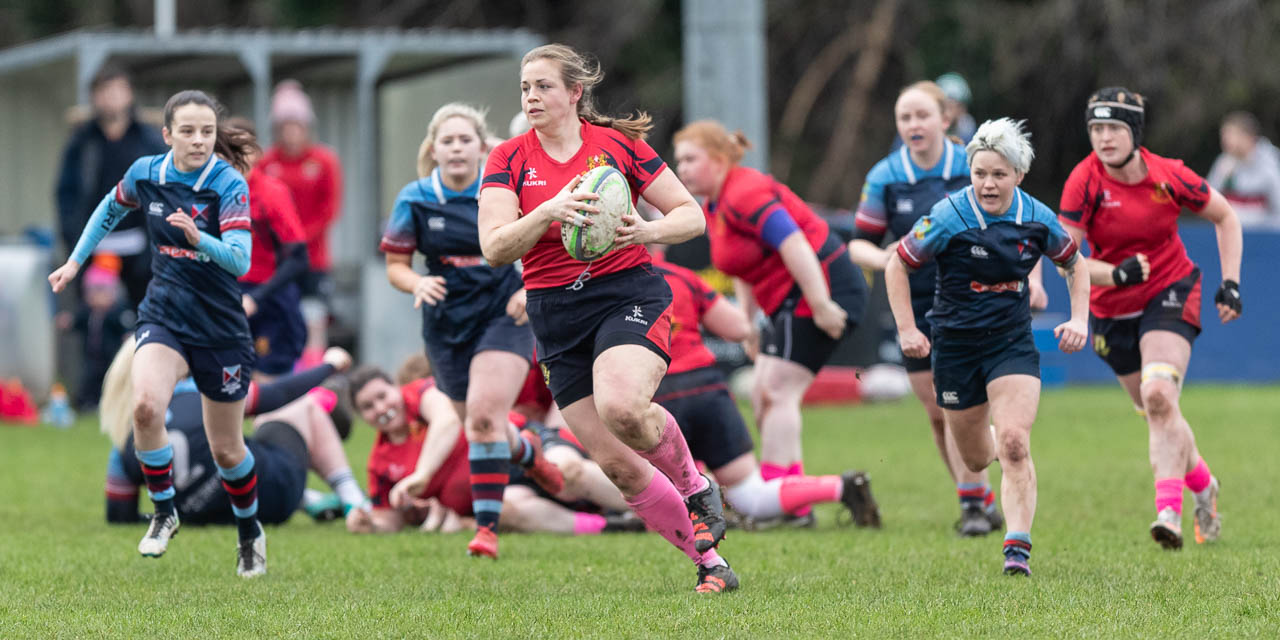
[162,90,260,174]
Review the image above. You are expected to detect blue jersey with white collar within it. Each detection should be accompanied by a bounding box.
[856,140,970,307]
[380,169,523,346]
[897,186,1079,331]
[118,152,252,347]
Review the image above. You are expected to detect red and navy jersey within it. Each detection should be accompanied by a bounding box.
[1060,148,1209,318]
[481,120,667,289]
[117,152,251,347]
[242,167,304,285]
[259,144,343,271]
[898,186,1079,331]
[365,378,470,512]
[652,259,720,375]
[705,166,831,317]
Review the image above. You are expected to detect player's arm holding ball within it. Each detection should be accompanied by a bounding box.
[479,174,599,266]
[613,168,705,248]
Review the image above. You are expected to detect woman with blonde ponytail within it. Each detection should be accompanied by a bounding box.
[381,103,563,558]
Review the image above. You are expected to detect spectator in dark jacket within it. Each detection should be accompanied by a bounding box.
[55,65,166,309]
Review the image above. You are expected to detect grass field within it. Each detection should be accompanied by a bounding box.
[2,384,1278,638]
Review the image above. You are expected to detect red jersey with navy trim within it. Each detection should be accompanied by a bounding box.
[1060,148,1210,318]
[365,378,470,514]
[482,120,667,289]
[652,259,720,374]
[259,144,343,271]
[242,167,305,285]
[705,166,831,316]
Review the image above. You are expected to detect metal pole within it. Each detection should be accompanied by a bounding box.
[682,0,768,169]
[155,0,176,38]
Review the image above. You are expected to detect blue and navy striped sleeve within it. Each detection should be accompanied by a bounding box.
[380,182,422,255]
[896,198,958,269]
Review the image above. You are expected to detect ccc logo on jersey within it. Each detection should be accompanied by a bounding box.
[1151,182,1174,205]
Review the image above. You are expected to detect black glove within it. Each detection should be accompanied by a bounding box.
[1214,279,1242,314]
[1111,256,1145,287]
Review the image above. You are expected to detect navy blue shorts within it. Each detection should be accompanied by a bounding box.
[654,367,755,471]
[135,322,254,402]
[242,282,306,376]
[760,239,866,373]
[525,265,674,408]
[1089,267,1202,377]
[932,323,1039,410]
[425,311,534,402]
[247,420,309,525]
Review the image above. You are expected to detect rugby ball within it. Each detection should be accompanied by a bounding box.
[561,165,632,261]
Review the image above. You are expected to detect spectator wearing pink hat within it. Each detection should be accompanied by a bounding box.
[259,80,344,366]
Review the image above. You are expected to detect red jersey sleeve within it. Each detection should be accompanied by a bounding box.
[625,136,668,196]
[1161,158,1212,213]
[367,447,393,508]
[691,271,719,318]
[1059,158,1099,229]
[482,139,523,194]
[262,176,306,245]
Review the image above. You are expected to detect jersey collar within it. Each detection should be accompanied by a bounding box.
[897,140,960,185]
[964,185,1024,230]
[158,151,219,191]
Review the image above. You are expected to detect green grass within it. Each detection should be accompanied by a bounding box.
[2,385,1278,638]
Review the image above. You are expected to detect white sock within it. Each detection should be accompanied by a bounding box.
[326,468,368,509]
[723,471,784,520]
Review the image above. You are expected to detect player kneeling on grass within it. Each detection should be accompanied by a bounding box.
[345,365,642,536]
[886,118,1091,577]
[102,339,372,552]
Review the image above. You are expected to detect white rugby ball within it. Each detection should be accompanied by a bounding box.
[561,165,632,261]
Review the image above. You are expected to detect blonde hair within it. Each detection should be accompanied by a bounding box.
[672,119,752,165]
[100,335,136,451]
[966,118,1035,174]
[521,44,653,140]
[416,103,491,179]
[899,81,949,116]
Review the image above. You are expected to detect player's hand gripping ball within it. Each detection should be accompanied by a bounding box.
[561,165,632,261]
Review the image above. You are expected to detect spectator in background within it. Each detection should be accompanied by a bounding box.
[55,64,167,309]
[1207,111,1280,229]
[259,80,344,367]
[935,72,977,144]
[56,255,135,410]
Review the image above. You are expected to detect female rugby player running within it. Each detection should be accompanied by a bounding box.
[381,103,561,555]
[848,81,1008,535]
[887,118,1090,576]
[50,90,269,577]
[478,44,736,593]
[673,120,869,527]
[1060,88,1242,549]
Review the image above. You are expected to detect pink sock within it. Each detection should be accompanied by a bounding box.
[1155,477,1184,515]
[636,409,708,498]
[1184,458,1212,493]
[572,512,607,536]
[625,470,711,564]
[786,462,813,517]
[760,462,787,481]
[778,475,842,513]
[307,387,338,413]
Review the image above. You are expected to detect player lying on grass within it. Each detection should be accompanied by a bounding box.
[102,339,370,527]
[345,365,643,535]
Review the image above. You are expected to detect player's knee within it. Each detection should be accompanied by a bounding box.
[597,399,647,444]
[1139,382,1177,422]
[210,445,243,469]
[132,395,164,430]
[464,412,500,439]
[557,456,585,490]
[997,430,1030,466]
